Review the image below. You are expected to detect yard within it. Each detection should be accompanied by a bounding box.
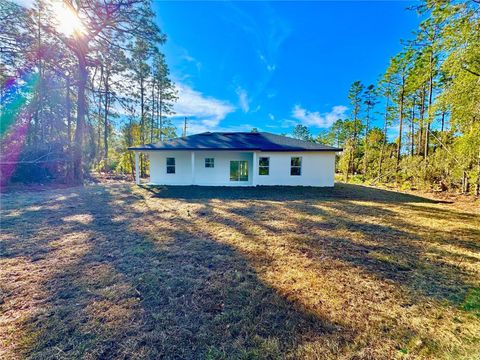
[0,183,479,359]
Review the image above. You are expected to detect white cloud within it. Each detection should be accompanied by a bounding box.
[291,105,348,128]
[236,87,249,113]
[268,113,275,121]
[172,83,235,133]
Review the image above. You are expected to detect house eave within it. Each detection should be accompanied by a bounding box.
[128,147,343,152]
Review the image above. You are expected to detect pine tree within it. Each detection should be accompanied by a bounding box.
[346,81,364,177]
[362,84,377,177]
[152,52,177,141]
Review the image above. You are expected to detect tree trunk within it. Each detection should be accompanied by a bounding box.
[410,97,415,156]
[378,96,389,179]
[151,77,155,143]
[344,139,353,182]
[35,3,43,149]
[129,151,135,178]
[159,82,163,141]
[140,75,145,177]
[418,88,425,156]
[65,76,73,183]
[476,148,480,196]
[424,52,434,160]
[103,70,109,172]
[73,55,88,183]
[363,107,370,177]
[66,77,72,146]
[347,137,354,180]
[97,69,103,163]
[396,77,405,176]
[462,171,469,194]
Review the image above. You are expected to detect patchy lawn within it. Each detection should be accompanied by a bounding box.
[0,183,479,359]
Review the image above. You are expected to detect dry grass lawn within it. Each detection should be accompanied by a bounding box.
[0,183,479,359]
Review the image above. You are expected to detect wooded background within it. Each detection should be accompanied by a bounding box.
[1,0,479,194]
[1,0,177,185]
[291,1,479,195]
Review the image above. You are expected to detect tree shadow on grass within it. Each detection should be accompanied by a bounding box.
[141,183,449,203]
[3,183,478,358]
[193,195,480,357]
[4,185,348,359]
[137,183,479,309]
[212,197,479,308]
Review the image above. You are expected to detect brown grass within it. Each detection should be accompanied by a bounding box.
[0,183,479,359]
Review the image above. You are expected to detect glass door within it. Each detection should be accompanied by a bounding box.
[230,161,248,181]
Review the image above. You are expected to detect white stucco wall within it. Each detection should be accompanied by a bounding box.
[254,151,336,187]
[144,150,336,187]
[146,151,254,186]
[193,151,253,186]
[149,151,192,185]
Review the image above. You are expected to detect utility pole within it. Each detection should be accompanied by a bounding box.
[183,116,187,137]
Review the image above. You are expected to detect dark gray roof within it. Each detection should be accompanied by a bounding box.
[129,132,342,152]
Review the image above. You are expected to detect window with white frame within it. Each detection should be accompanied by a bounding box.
[166,157,175,174]
[205,158,215,168]
[290,156,302,176]
[259,157,269,175]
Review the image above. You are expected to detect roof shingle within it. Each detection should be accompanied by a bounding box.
[128,132,342,152]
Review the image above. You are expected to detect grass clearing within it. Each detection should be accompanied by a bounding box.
[1,183,479,359]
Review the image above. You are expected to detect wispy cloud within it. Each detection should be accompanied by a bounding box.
[266,91,277,99]
[236,87,249,113]
[291,105,348,128]
[255,5,290,74]
[181,53,202,72]
[258,54,276,72]
[172,83,235,133]
[225,2,290,97]
[268,113,275,121]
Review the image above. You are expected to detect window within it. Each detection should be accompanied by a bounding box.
[259,157,269,175]
[166,157,175,174]
[230,161,248,181]
[205,158,215,168]
[290,157,302,176]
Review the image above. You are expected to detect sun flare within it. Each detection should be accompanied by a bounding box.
[51,1,85,36]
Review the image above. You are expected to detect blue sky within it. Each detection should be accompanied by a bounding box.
[13,0,421,137]
[154,1,421,137]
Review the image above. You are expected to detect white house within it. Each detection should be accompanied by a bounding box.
[129,132,342,187]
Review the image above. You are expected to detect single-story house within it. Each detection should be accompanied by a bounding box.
[128,131,342,187]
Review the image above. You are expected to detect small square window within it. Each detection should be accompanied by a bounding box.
[259,157,269,176]
[290,157,301,176]
[166,157,175,174]
[205,158,215,168]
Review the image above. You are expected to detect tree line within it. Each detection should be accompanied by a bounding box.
[0,0,177,185]
[292,1,480,195]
